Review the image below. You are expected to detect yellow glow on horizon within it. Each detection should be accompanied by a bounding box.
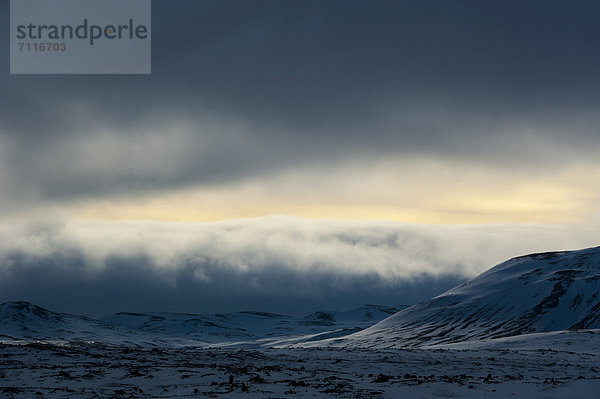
[71,160,600,225]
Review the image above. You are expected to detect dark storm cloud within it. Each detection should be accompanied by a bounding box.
[1,0,600,206]
[0,248,465,317]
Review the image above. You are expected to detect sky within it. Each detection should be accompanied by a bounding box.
[1,0,599,316]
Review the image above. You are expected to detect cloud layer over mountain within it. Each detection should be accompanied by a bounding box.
[1,217,597,316]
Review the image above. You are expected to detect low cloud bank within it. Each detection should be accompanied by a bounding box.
[0,217,597,316]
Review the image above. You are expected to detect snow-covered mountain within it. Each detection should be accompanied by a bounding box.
[0,301,403,346]
[0,301,141,345]
[322,246,600,348]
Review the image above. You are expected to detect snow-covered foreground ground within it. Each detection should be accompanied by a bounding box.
[1,341,599,399]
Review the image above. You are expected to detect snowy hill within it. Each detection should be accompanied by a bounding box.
[0,301,403,346]
[0,301,139,345]
[317,246,600,348]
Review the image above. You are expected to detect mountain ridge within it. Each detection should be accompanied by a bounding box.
[0,300,404,346]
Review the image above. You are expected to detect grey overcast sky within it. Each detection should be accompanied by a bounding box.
[1,1,599,315]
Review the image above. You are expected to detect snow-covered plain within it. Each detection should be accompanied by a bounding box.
[1,246,600,398]
[1,342,599,398]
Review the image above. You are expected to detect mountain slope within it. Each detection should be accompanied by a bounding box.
[322,246,600,348]
[0,301,142,345]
